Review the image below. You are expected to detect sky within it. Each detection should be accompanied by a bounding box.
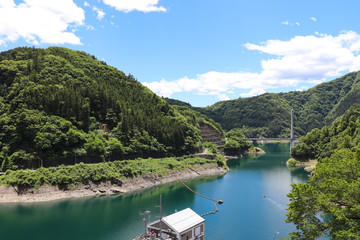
[1,0,360,107]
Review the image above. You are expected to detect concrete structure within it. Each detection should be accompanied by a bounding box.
[290,109,295,149]
[290,109,294,140]
[147,208,205,240]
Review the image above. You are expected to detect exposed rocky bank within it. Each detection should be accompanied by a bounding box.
[0,164,227,203]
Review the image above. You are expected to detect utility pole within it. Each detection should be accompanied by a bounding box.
[159,195,163,239]
[155,195,163,239]
[140,210,150,238]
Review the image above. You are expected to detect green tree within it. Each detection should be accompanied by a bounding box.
[108,138,125,158]
[223,128,251,155]
[223,139,241,155]
[84,132,106,156]
[286,148,360,239]
[0,146,10,171]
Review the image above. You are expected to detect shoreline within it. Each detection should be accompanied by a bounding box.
[286,158,317,172]
[0,164,227,203]
[225,147,266,159]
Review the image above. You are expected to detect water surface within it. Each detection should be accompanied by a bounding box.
[0,143,309,239]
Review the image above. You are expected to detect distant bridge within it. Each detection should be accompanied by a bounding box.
[244,109,299,148]
[244,138,298,141]
[244,138,298,149]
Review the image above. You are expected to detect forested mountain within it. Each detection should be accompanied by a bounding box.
[286,105,360,239]
[290,103,360,161]
[0,47,223,171]
[162,97,192,107]
[167,71,360,138]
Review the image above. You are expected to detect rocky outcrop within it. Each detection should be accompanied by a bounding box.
[199,123,224,148]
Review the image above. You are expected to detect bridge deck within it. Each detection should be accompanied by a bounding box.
[244,138,298,141]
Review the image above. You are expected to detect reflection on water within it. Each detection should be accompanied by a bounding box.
[0,143,311,240]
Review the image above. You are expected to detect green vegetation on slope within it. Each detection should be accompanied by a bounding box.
[192,71,360,138]
[291,104,360,161]
[0,155,227,190]
[172,105,224,138]
[223,128,251,155]
[286,104,360,239]
[286,149,360,239]
[0,47,223,170]
[163,97,192,107]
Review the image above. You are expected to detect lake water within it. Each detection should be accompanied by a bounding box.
[0,143,310,239]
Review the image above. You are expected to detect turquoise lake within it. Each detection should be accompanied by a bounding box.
[0,143,311,239]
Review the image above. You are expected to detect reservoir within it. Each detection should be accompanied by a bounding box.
[0,143,309,239]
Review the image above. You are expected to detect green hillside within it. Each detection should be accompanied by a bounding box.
[290,103,360,161]
[189,71,360,138]
[286,105,360,239]
[0,47,222,171]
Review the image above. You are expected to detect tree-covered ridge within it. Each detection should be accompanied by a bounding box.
[0,47,211,170]
[171,105,224,137]
[163,97,192,108]
[291,104,360,161]
[286,104,360,239]
[194,71,360,138]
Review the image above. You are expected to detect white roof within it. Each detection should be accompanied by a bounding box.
[162,208,204,233]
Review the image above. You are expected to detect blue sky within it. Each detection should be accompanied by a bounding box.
[1,0,360,107]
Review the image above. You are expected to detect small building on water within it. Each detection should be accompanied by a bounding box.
[147,208,205,240]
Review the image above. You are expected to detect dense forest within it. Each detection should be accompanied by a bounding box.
[166,71,360,138]
[0,47,224,171]
[286,104,360,239]
[290,104,360,161]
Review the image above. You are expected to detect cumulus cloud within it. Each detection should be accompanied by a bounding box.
[143,31,360,101]
[83,2,105,21]
[310,17,317,22]
[245,31,360,77]
[0,0,85,45]
[240,88,266,98]
[103,0,166,13]
[93,6,105,20]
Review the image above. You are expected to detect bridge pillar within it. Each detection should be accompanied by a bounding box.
[290,109,294,140]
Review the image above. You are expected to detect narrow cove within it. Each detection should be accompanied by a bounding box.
[0,143,310,239]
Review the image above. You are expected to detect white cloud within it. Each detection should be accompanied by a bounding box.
[0,0,85,45]
[245,31,360,77]
[310,17,317,22]
[240,88,266,97]
[103,0,166,13]
[93,6,105,20]
[217,93,231,101]
[143,31,360,101]
[84,2,106,21]
[0,0,15,8]
[282,20,300,26]
[86,25,95,31]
